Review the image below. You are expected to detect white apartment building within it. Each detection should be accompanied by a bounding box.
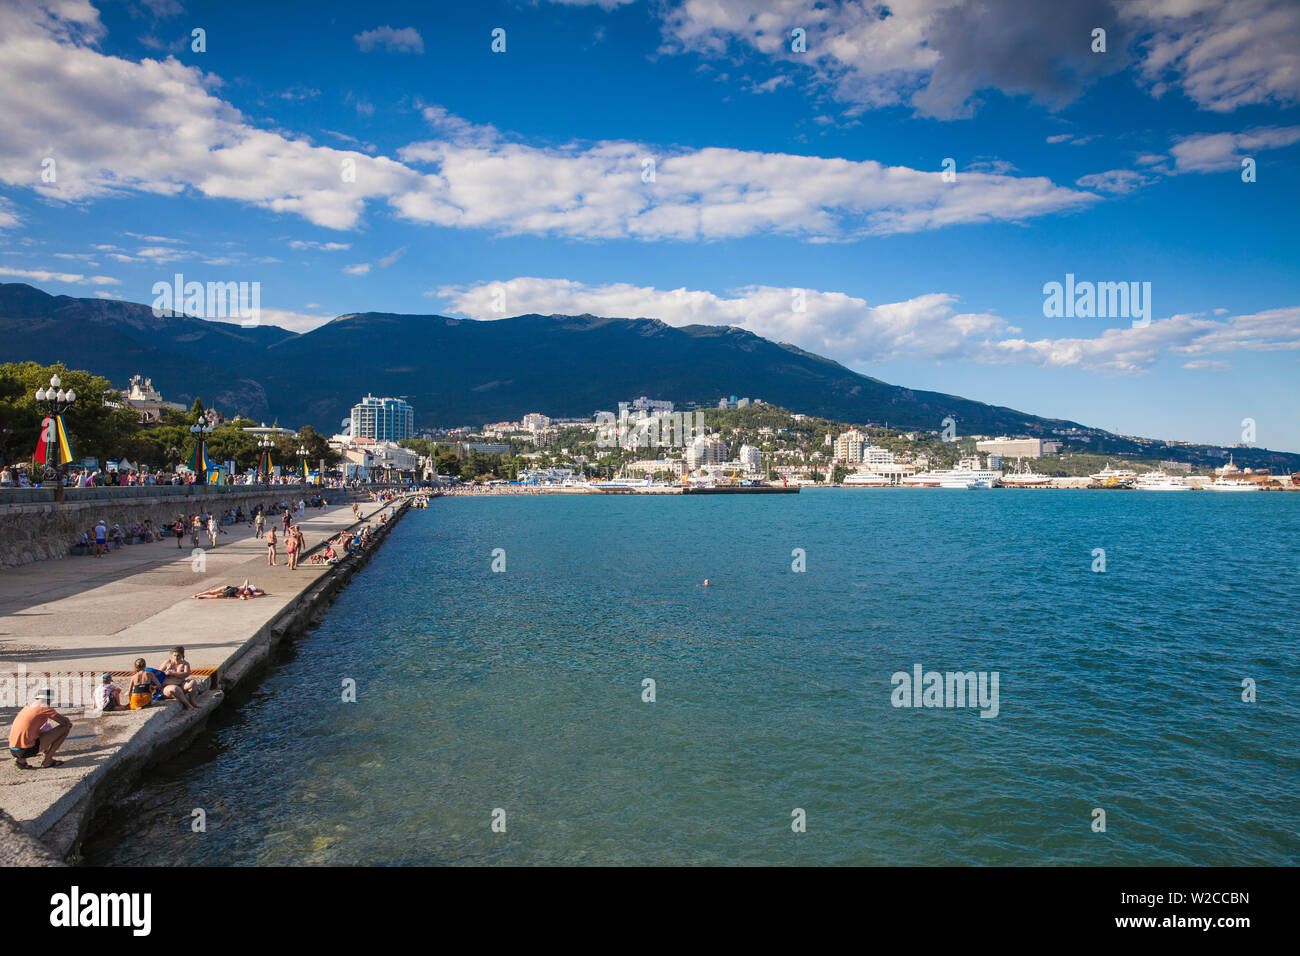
[833,429,869,463]
[975,437,1063,459]
[522,412,552,431]
[862,445,896,468]
[738,444,762,475]
[619,397,674,416]
[685,435,727,470]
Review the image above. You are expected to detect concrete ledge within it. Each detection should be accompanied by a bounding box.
[0,495,418,863]
[0,808,63,867]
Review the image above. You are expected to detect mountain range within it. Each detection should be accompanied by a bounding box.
[2,282,1296,471]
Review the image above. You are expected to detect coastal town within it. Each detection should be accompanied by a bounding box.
[3,367,1296,501]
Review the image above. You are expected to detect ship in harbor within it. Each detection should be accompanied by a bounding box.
[1204,455,1264,492]
[999,460,1054,488]
[1088,463,1138,488]
[841,470,891,487]
[1134,470,1194,491]
[902,455,1003,489]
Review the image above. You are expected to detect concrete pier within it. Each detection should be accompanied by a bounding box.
[0,491,417,861]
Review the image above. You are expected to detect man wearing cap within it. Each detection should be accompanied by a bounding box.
[93,519,107,558]
[7,689,72,769]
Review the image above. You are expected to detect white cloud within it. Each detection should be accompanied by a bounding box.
[1168,126,1300,173]
[0,265,119,284]
[657,0,1126,120]
[397,132,1096,240]
[651,0,1300,118]
[1075,169,1151,194]
[288,240,350,251]
[0,9,1096,242]
[240,307,330,334]
[354,26,424,54]
[135,245,187,262]
[1129,0,1300,111]
[437,277,1015,367]
[343,263,371,275]
[376,246,406,268]
[436,276,1300,375]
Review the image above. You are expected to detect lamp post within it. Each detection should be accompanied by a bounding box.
[189,420,214,486]
[34,374,76,501]
[295,444,308,486]
[258,436,273,485]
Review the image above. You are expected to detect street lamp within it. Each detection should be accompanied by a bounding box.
[34,374,76,500]
[295,444,308,485]
[257,436,273,484]
[189,420,214,486]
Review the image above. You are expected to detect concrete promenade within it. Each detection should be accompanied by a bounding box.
[0,493,410,860]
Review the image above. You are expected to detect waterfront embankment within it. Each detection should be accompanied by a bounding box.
[0,482,316,569]
[0,491,418,862]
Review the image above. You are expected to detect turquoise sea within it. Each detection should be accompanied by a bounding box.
[84,490,1300,866]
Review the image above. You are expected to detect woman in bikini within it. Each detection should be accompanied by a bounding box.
[128,658,161,710]
[161,646,199,710]
[285,524,299,570]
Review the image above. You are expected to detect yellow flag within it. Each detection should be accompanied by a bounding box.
[55,415,74,465]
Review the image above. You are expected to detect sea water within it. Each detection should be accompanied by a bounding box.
[83,490,1300,865]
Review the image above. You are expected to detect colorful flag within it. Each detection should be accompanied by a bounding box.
[55,415,74,465]
[188,438,210,476]
[33,416,73,465]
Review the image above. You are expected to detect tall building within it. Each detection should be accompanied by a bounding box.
[738,444,762,475]
[350,394,414,442]
[685,435,727,470]
[522,412,552,431]
[833,429,868,463]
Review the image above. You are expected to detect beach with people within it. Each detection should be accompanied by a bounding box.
[0,487,423,859]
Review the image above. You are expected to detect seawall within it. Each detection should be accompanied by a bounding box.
[0,483,407,569]
[0,493,419,863]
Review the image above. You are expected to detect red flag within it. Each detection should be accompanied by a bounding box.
[33,416,52,464]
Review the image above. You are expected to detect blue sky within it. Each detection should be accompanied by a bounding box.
[2,0,1298,449]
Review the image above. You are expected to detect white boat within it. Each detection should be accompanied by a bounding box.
[902,455,1003,489]
[841,470,891,487]
[999,460,1053,487]
[1089,463,1138,488]
[1134,470,1193,491]
[1205,476,1262,492]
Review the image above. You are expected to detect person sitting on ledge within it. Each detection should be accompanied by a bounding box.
[191,579,266,600]
[8,689,72,769]
[161,646,200,711]
[127,659,161,709]
[94,673,122,712]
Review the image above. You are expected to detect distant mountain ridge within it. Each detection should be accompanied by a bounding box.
[2,282,1297,471]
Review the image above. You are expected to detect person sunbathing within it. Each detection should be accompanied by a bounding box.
[191,579,266,600]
